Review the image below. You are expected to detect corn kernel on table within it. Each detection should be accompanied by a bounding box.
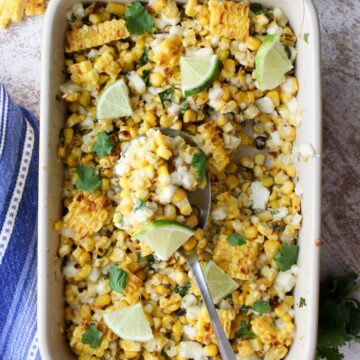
[0,0,359,358]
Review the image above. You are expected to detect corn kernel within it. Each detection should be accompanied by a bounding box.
[183,109,197,123]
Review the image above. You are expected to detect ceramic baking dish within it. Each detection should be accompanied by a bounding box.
[38,0,321,358]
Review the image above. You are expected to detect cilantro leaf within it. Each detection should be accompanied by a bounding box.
[76,164,101,193]
[304,33,309,44]
[316,346,344,360]
[109,265,127,293]
[125,2,154,35]
[275,244,299,271]
[81,325,103,348]
[250,3,264,14]
[191,150,207,181]
[142,70,151,87]
[133,199,146,211]
[92,132,115,157]
[235,320,255,339]
[327,273,358,301]
[226,233,246,246]
[299,297,307,308]
[174,282,190,296]
[139,47,149,65]
[158,87,174,107]
[252,300,271,314]
[180,100,188,115]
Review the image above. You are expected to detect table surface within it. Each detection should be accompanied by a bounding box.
[0,0,359,358]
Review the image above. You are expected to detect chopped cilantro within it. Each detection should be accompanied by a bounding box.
[133,199,146,211]
[174,282,190,296]
[109,265,127,293]
[299,297,307,308]
[92,132,114,157]
[316,273,360,360]
[139,47,149,65]
[125,2,154,35]
[240,305,250,313]
[274,244,299,271]
[252,300,271,314]
[226,233,246,246]
[75,164,101,193]
[180,100,188,115]
[142,70,151,87]
[191,150,207,181]
[235,320,255,339]
[304,33,309,44]
[81,325,103,348]
[250,3,264,14]
[158,87,174,107]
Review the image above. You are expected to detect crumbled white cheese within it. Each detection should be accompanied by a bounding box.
[183,325,197,340]
[251,181,270,210]
[295,183,304,196]
[127,71,146,94]
[62,261,78,279]
[272,207,289,221]
[179,341,206,360]
[297,143,315,161]
[158,185,177,204]
[267,21,284,36]
[274,265,299,299]
[186,47,214,57]
[167,102,181,116]
[212,207,227,221]
[255,97,275,114]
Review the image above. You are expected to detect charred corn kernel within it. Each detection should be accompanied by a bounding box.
[81,154,93,164]
[246,36,261,51]
[204,344,219,357]
[79,237,95,252]
[183,109,197,123]
[64,128,74,145]
[66,154,78,167]
[257,223,273,237]
[264,240,281,259]
[183,236,197,251]
[172,188,186,203]
[156,146,172,160]
[185,0,197,17]
[162,314,175,329]
[94,294,111,308]
[238,340,254,357]
[185,214,199,228]
[155,284,172,296]
[106,2,126,16]
[225,175,239,190]
[281,180,294,195]
[266,90,280,107]
[261,176,274,187]
[77,264,92,280]
[254,153,266,165]
[149,72,164,87]
[240,156,254,169]
[58,147,65,158]
[216,49,230,61]
[172,320,182,343]
[244,226,258,240]
[275,302,290,317]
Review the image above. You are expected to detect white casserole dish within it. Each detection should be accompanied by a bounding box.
[38,1,322,359]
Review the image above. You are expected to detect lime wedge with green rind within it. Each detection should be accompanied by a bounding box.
[103,303,153,342]
[96,79,132,119]
[255,34,293,91]
[181,55,220,97]
[204,260,239,304]
[133,220,195,260]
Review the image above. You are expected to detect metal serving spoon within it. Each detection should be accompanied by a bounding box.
[160,129,237,360]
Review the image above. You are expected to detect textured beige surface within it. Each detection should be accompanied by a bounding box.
[0,0,359,357]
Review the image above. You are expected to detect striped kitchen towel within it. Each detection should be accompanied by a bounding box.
[0,84,41,360]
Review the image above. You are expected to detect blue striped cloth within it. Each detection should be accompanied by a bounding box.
[0,84,41,360]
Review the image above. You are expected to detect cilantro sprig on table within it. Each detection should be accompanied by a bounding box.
[76,164,101,193]
[125,2,154,35]
[316,273,360,360]
[81,325,103,348]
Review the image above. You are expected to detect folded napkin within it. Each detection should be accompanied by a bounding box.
[0,84,41,360]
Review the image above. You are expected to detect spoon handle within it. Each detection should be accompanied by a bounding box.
[188,257,237,360]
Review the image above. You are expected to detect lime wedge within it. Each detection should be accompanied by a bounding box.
[181,55,219,97]
[255,35,293,91]
[133,220,195,260]
[204,260,238,304]
[96,79,132,119]
[103,303,153,342]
